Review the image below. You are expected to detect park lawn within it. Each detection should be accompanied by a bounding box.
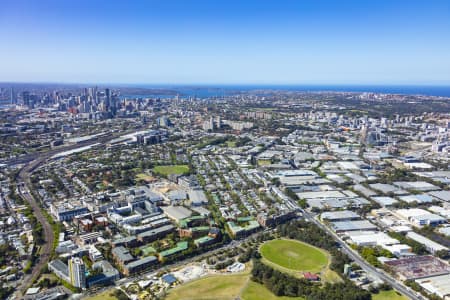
[372,290,408,300]
[166,273,249,300]
[321,268,343,284]
[260,239,328,273]
[135,173,155,182]
[257,159,272,166]
[152,165,190,176]
[242,280,304,300]
[226,140,237,147]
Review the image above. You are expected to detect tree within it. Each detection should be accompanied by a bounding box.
[436,249,450,259]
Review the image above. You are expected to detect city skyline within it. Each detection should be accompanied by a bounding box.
[1,0,450,85]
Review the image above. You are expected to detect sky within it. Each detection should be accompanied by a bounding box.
[1,0,450,85]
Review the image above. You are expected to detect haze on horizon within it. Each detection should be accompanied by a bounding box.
[1,0,450,85]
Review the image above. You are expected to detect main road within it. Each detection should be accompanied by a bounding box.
[301,209,424,300]
[280,191,423,300]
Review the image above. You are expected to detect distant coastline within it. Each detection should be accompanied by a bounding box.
[126,84,450,98]
[1,83,450,101]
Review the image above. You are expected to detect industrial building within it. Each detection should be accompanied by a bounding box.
[385,256,450,280]
[331,220,377,233]
[416,274,450,299]
[406,232,448,254]
[346,231,399,247]
[321,210,361,222]
[395,208,447,227]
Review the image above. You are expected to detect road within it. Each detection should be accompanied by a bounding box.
[15,156,54,296]
[301,209,424,300]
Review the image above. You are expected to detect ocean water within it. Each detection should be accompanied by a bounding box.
[130,84,450,98]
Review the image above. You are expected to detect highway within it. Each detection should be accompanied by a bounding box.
[301,209,424,300]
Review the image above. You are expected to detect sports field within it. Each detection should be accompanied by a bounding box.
[372,290,407,300]
[260,239,328,273]
[152,165,190,176]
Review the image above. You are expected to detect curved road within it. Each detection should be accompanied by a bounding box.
[16,156,54,296]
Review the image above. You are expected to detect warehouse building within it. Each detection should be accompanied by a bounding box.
[416,274,450,299]
[321,210,360,222]
[429,191,450,202]
[395,209,447,227]
[331,220,377,233]
[382,244,413,257]
[398,194,434,204]
[406,232,448,254]
[371,196,398,207]
[346,231,399,247]
[393,181,440,192]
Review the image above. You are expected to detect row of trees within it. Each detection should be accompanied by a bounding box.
[405,280,443,300]
[354,246,393,268]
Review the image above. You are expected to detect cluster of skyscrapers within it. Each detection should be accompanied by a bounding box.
[7,86,119,117]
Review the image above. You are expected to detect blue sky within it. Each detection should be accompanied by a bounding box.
[1,0,450,85]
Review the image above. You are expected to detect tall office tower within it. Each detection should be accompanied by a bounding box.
[10,87,15,105]
[93,87,99,105]
[105,88,111,111]
[87,87,92,98]
[215,116,221,129]
[203,116,215,131]
[22,91,30,107]
[157,116,171,127]
[110,94,118,116]
[69,257,86,289]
